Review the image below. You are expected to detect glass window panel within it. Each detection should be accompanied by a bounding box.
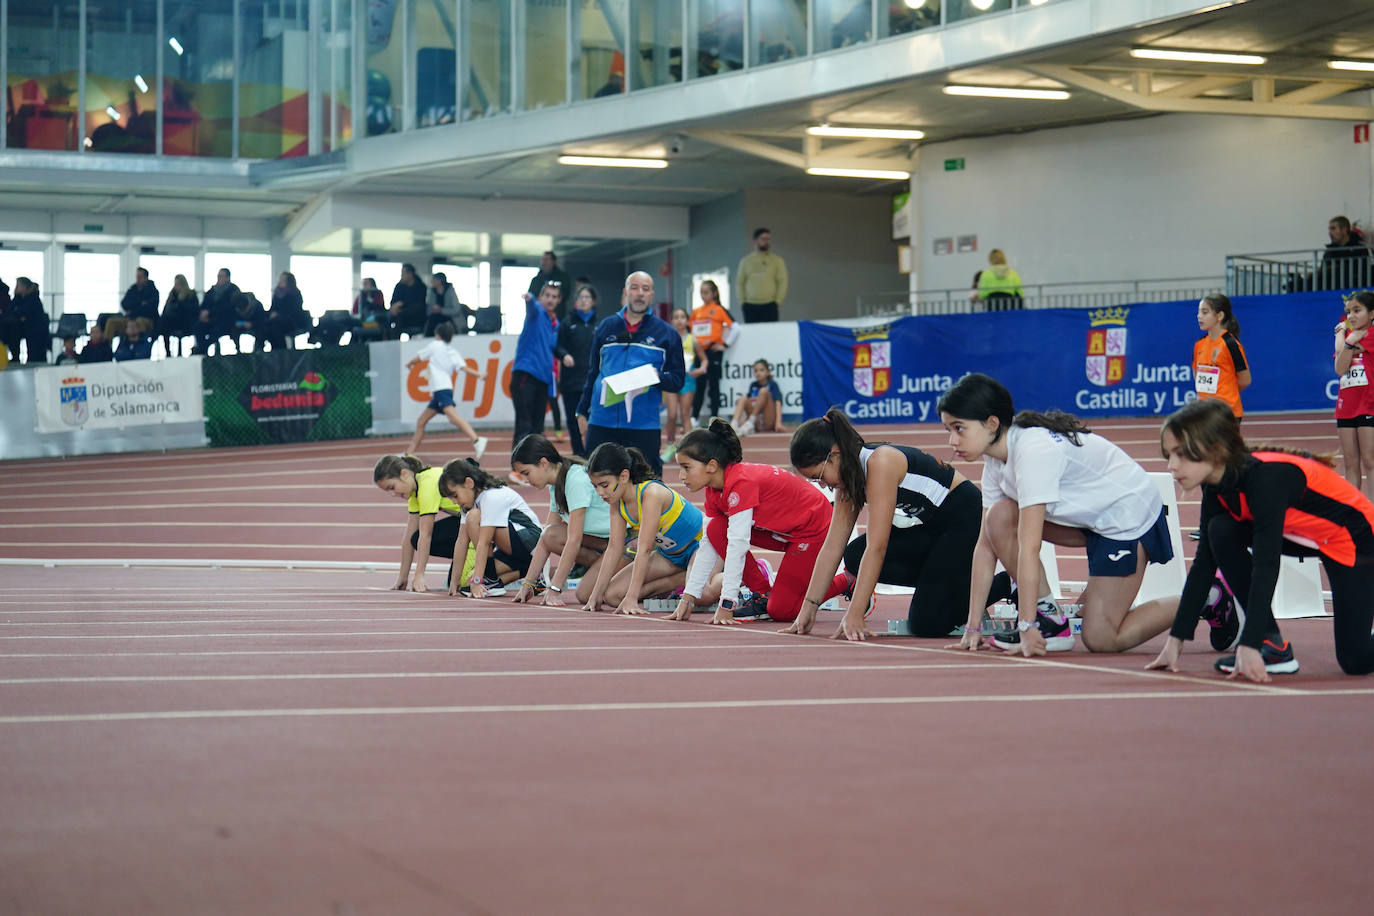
[694,0,743,77]
[64,252,122,318]
[500,265,538,333]
[414,0,459,129]
[635,0,683,88]
[524,0,566,109]
[319,0,354,149]
[467,0,512,118]
[580,0,625,99]
[290,255,352,318]
[239,1,312,158]
[751,0,806,65]
[138,254,197,304]
[84,0,158,154]
[883,0,940,38]
[947,0,1011,25]
[0,250,48,314]
[362,260,405,302]
[6,1,82,151]
[432,262,480,317]
[162,0,235,157]
[816,0,870,50]
[205,252,272,300]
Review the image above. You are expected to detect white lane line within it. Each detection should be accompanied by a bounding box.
[0,662,1001,685]
[0,628,703,640]
[0,521,395,529]
[0,617,575,626]
[0,643,815,659]
[0,542,394,550]
[5,688,1360,725]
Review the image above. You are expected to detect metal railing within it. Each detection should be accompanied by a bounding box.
[856,277,1223,318]
[1226,248,1374,296]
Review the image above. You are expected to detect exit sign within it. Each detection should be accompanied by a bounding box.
[83,223,104,233]
[944,158,965,171]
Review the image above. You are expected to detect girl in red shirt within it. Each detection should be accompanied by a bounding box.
[1334,290,1374,499]
[669,419,847,624]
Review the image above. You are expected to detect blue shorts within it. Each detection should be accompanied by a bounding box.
[1083,507,1174,577]
[426,389,455,412]
[681,374,697,395]
[660,538,700,570]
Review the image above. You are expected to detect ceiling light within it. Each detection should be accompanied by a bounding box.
[970,0,995,9]
[557,155,668,169]
[168,36,184,55]
[943,84,1070,100]
[806,167,910,180]
[1130,48,1266,65]
[133,74,149,93]
[808,125,925,140]
[1329,59,1374,72]
[903,0,927,10]
[105,106,121,120]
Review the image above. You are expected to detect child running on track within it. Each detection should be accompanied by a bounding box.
[584,442,706,615]
[661,307,707,462]
[405,322,489,460]
[439,458,541,598]
[785,407,1010,641]
[939,374,1179,656]
[1192,294,1251,420]
[1334,290,1374,499]
[374,454,467,592]
[508,434,618,607]
[1150,399,1374,681]
[670,419,845,625]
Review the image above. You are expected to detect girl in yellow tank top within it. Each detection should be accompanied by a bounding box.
[661,307,708,462]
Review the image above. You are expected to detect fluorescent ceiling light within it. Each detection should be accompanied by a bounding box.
[808,125,925,140]
[1130,48,1266,65]
[807,167,910,180]
[903,0,927,10]
[168,36,184,55]
[970,0,995,9]
[1329,59,1374,72]
[943,84,1070,100]
[133,74,148,93]
[105,106,121,120]
[557,155,668,169]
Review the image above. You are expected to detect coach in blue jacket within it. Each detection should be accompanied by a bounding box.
[576,271,685,476]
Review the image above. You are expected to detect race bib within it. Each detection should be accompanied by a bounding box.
[691,321,712,338]
[1195,365,1220,395]
[654,532,678,550]
[1341,362,1368,388]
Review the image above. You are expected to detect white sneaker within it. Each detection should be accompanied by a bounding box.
[738,417,756,436]
[473,436,489,461]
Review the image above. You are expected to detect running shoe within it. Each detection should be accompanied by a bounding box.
[459,577,507,597]
[992,605,1075,652]
[660,444,678,462]
[1213,638,1299,675]
[754,557,775,588]
[1189,529,1201,541]
[1200,581,1244,652]
[733,591,771,621]
[840,576,876,619]
[473,436,489,461]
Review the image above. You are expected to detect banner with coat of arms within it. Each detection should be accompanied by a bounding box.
[32,358,204,434]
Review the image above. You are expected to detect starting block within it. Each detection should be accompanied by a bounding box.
[1136,473,1187,604]
[1272,555,1328,619]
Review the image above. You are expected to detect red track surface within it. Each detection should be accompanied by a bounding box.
[2,415,1370,914]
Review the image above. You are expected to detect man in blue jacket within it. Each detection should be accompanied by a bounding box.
[576,271,685,476]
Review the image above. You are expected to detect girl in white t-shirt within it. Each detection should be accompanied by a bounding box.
[405,322,489,460]
[439,458,541,598]
[508,434,621,606]
[938,373,1180,657]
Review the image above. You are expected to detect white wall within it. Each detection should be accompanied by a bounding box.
[915,109,1374,291]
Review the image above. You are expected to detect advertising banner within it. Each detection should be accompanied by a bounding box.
[33,357,204,434]
[800,291,1346,424]
[203,347,371,446]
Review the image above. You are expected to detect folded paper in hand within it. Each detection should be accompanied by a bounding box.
[601,364,661,414]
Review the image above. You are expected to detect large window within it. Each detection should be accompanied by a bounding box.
[138,253,197,304]
[205,251,272,301]
[500,265,538,335]
[694,0,744,77]
[6,1,82,151]
[524,0,566,108]
[63,251,122,319]
[290,255,353,318]
[752,0,806,65]
[467,0,512,119]
[85,0,158,154]
[0,249,47,310]
[162,1,236,157]
[361,260,405,304]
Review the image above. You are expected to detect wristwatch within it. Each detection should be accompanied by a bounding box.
[1017,618,1039,633]
[718,598,737,612]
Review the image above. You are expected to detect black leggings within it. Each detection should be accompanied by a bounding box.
[842,480,1008,637]
[692,348,726,421]
[412,515,538,583]
[1208,514,1374,674]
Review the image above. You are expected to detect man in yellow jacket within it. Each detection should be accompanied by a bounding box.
[736,228,788,324]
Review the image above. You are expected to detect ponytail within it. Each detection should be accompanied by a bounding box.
[677,417,743,467]
[510,433,586,515]
[374,453,425,483]
[438,457,505,498]
[788,406,869,509]
[587,442,657,484]
[1013,409,1092,446]
[1202,293,1241,339]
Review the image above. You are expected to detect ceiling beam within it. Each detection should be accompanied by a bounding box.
[687,130,805,169]
[1151,73,1244,99]
[1276,80,1367,105]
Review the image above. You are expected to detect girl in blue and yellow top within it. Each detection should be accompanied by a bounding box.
[374,454,465,592]
[583,442,705,615]
[662,307,708,462]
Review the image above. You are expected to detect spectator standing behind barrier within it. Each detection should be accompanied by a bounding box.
[79,323,113,363]
[690,279,733,425]
[978,249,1023,310]
[1322,215,1370,291]
[120,267,160,325]
[263,272,306,351]
[736,227,788,323]
[388,263,428,339]
[555,284,598,456]
[114,317,154,361]
[576,271,686,477]
[159,274,198,357]
[526,251,572,318]
[511,281,561,447]
[193,268,241,355]
[4,277,49,364]
[424,272,470,336]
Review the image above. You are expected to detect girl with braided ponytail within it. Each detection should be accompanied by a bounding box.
[672,418,847,624]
